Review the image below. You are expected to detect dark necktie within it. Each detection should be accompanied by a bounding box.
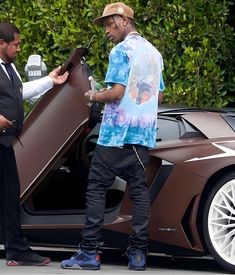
[2,62,14,82]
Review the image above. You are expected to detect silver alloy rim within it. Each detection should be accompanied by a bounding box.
[208,179,235,265]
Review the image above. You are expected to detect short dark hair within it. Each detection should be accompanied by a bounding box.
[0,22,20,42]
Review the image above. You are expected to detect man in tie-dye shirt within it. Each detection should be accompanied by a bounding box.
[61,2,165,271]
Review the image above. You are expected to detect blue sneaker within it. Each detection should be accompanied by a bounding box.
[60,249,100,270]
[127,249,146,271]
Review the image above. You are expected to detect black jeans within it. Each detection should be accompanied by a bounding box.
[81,144,150,254]
[0,144,29,258]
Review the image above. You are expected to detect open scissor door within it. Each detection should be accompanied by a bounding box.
[13,48,91,203]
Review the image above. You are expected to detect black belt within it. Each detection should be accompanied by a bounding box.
[123,144,145,149]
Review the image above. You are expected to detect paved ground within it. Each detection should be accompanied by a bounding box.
[0,246,227,275]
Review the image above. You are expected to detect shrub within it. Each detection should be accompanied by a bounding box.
[0,0,234,109]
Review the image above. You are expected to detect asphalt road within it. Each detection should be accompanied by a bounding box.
[0,247,228,275]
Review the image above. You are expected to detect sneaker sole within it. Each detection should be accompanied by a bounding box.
[61,263,100,270]
[7,258,51,266]
[129,264,146,271]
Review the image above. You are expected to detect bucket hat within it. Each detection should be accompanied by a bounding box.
[94,2,134,25]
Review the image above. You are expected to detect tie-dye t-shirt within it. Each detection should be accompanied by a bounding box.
[97,33,164,148]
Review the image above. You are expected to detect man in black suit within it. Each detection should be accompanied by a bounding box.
[0,22,68,266]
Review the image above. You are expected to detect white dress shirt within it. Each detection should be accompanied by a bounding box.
[0,58,53,101]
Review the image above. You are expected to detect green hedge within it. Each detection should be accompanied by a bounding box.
[1,0,234,108]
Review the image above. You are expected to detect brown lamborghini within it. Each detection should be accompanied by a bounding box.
[10,48,235,272]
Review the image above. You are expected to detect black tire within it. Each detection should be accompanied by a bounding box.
[203,172,235,273]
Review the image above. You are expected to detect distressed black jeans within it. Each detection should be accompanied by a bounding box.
[81,144,150,254]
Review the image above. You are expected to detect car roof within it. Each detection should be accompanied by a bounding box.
[158,105,235,139]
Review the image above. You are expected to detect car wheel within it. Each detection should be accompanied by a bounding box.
[203,173,235,273]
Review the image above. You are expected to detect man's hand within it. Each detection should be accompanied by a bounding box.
[85,90,98,102]
[49,66,69,85]
[0,115,13,132]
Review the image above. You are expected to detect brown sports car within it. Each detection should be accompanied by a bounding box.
[11,49,235,272]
